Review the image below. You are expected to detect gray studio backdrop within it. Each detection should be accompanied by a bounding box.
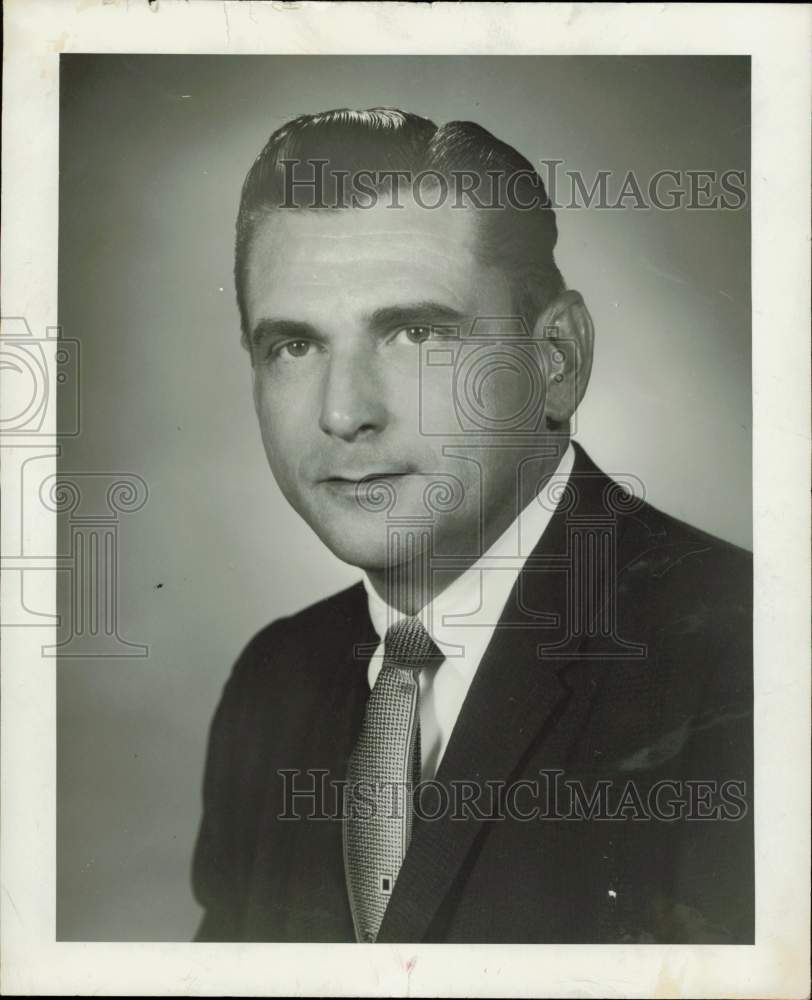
[57,55,751,940]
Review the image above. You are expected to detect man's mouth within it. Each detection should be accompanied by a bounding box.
[320,471,413,501]
[323,471,410,483]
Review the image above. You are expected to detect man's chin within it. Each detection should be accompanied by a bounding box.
[294,487,444,570]
[317,531,391,572]
[299,511,385,569]
[310,518,434,573]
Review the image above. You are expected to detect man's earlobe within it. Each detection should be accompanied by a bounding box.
[533,290,595,425]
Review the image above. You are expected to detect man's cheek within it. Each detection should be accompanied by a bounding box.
[267,456,310,523]
[416,385,460,438]
[258,392,295,444]
[258,415,302,495]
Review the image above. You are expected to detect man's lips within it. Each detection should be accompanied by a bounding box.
[319,471,414,501]
[321,471,411,484]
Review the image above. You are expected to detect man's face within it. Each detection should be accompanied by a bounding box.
[244,197,553,571]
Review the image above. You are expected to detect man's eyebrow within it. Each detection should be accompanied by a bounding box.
[250,318,318,347]
[249,302,467,347]
[366,302,468,331]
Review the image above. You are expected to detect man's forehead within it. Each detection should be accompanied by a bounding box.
[249,197,479,262]
[243,199,509,322]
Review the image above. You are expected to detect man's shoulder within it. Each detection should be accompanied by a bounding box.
[563,452,753,779]
[568,446,752,700]
[617,493,752,608]
[227,580,371,686]
[570,443,751,602]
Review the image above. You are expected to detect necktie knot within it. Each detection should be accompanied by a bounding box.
[383,616,441,670]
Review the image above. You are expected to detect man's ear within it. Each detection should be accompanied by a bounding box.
[532,289,595,426]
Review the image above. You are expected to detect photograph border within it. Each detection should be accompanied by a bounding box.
[2,2,809,997]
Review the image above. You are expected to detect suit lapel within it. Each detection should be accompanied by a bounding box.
[246,584,376,940]
[378,443,609,942]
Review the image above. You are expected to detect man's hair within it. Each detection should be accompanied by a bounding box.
[235,108,565,343]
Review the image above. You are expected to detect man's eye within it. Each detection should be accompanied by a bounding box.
[271,339,314,361]
[391,325,434,345]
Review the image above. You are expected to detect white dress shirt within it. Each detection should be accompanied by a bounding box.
[363,443,575,781]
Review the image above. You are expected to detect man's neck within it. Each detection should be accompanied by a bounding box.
[365,436,571,615]
[365,561,470,617]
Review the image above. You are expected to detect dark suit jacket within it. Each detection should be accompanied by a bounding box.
[191,443,753,943]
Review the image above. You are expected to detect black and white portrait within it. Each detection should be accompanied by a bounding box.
[57,55,754,945]
[2,5,809,996]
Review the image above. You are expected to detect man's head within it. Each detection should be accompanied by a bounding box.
[235,108,593,579]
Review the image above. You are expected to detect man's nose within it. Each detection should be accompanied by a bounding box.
[318,349,389,441]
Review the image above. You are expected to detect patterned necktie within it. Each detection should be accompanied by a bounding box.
[343,616,440,943]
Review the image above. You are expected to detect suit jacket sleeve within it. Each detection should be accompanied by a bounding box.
[190,629,269,941]
[609,540,754,943]
[663,545,754,943]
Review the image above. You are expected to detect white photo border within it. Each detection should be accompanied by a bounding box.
[1,2,809,997]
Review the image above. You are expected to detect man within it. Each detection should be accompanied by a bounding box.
[192,108,753,943]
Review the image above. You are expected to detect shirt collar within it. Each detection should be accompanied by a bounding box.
[363,443,575,679]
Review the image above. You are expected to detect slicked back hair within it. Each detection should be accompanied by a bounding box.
[235,108,565,345]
